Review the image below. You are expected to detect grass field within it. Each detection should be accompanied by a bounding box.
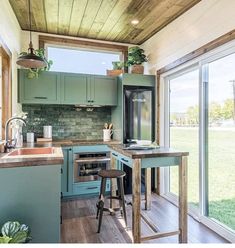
[170,127,235,231]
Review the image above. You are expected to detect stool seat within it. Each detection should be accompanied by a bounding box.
[98,169,126,178]
[96,169,127,233]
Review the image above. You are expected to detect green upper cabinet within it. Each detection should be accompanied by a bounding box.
[18,69,61,104]
[61,73,88,105]
[120,73,155,87]
[60,73,117,106]
[18,70,117,106]
[91,75,117,106]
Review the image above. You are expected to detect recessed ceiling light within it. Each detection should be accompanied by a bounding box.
[131,19,139,25]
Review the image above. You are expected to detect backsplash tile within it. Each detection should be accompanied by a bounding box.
[22,105,111,140]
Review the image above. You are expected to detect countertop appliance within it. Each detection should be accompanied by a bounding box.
[123,85,155,194]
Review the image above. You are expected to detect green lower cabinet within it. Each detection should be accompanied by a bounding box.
[62,145,111,198]
[0,165,61,243]
[72,180,110,196]
[61,147,73,197]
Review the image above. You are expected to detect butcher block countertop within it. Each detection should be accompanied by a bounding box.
[0,139,121,169]
[0,147,64,169]
[23,139,121,147]
[109,144,189,159]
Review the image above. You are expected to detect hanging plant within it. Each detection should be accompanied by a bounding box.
[19,48,53,79]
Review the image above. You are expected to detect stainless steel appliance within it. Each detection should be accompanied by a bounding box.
[123,86,155,143]
[74,151,110,183]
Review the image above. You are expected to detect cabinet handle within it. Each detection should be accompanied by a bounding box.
[87,186,98,190]
[61,168,63,174]
[112,153,118,157]
[34,96,48,99]
[121,158,129,163]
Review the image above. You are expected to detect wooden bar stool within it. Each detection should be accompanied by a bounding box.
[96,169,127,233]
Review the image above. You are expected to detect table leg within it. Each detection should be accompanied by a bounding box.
[179,156,188,243]
[145,168,151,210]
[110,156,117,209]
[132,159,141,243]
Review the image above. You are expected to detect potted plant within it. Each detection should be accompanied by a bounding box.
[0,221,31,243]
[19,48,53,79]
[106,61,124,76]
[127,46,148,74]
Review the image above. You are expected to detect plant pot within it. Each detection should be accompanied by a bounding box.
[106,69,123,76]
[130,65,144,74]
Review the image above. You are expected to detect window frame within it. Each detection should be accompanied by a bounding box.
[45,43,123,75]
[160,40,235,243]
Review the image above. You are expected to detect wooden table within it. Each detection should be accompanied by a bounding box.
[109,144,189,243]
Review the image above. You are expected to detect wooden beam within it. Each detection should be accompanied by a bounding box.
[145,168,151,210]
[39,35,128,53]
[0,47,12,140]
[141,230,180,242]
[140,212,159,233]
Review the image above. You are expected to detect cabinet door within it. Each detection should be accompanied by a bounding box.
[61,148,68,194]
[61,73,88,104]
[61,147,73,196]
[91,76,117,106]
[18,69,60,104]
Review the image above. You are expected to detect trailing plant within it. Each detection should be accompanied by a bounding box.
[19,48,53,79]
[0,221,31,243]
[112,61,125,70]
[127,46,148,66]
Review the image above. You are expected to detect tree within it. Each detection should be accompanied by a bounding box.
[222,99,233,120]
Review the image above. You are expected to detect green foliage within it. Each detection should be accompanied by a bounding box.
[0,221,31,243]
[0,236,12,243]
[20,48,53,79]
[127,46,148,66]
[112,61,124,70]
[171,98,234,125]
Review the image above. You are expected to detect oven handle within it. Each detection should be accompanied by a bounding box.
[87,186,99,190]
[75,158,110,163]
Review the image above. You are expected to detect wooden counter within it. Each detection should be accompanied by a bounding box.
[109,144,189,243]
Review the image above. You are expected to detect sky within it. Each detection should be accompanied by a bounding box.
[48,46,120,75]
[170,52,235,113]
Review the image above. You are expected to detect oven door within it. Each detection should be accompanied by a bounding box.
[74,152,110,183]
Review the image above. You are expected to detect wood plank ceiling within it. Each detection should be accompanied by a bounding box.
[9,0,201,45]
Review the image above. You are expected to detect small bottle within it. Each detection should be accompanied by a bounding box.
[15,131,23,148]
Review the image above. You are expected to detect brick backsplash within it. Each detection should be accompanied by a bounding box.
[22,105,111,140]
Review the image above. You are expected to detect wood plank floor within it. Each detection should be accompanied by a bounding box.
[61,194,228,243]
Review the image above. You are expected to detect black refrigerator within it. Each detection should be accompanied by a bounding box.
[123,85,155,143]
[123,85,155,194]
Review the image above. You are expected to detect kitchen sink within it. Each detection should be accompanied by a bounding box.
[6,147,55,156]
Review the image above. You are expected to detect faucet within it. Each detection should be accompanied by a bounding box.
[4,117,26,153]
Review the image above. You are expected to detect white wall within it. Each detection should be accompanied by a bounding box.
[0,0,22,115]
[142,0,235,74]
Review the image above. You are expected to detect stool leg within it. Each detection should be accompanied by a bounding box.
[97,200,104,233]
[97,178,106,233]
[96,177,104,219]
[119,177,127,227]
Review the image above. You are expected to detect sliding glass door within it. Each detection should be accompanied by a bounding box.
[168,68,200,210]
[206,53,235,231]
[164,48,235,240]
